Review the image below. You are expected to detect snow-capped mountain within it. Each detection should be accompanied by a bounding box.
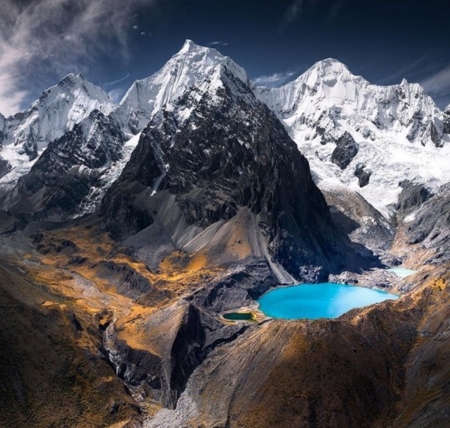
[1,41,450,222]
[117,39,249,133]
[0,73,115,188]
[256,58,450,216]
[5,110,125,220]
[102,50,358,284]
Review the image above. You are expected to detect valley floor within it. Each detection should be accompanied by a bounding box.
[1,224,450,428]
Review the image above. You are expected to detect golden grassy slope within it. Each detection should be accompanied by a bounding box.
[0,222,223,427]
[0,262,140,428]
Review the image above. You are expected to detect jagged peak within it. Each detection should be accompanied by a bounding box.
[32,72,113,108]
[120,40,249,111]
[171,39,243,79]
[57,72,87,87]
[305,58,352,76]
[179,39,205,54]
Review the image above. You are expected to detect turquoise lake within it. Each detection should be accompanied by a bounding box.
[257,283,399,320]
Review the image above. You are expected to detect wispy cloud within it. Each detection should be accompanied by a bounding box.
[329,0,344,21]
[108,88,126,104]
[421,64,450,96]
[253,70,297,87]
[282,0,348,28]
[378,55,431,84]
[282,0,304,28]
[209,41,228,47]
[0,0,158,116]
[103,72,131,88]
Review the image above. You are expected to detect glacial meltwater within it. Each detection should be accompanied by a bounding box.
[257,283,399,320]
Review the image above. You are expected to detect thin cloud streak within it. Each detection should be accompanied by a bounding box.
[253,70,297,87]
[421,64,450,98]
[377,55,430,84]
[209,41,228,46]
[282,0,348,28]
[282,0,304,29]
[0,0,158,116]
[104,72,131,88]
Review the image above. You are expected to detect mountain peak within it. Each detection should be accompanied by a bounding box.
[119,39,249,133]
[180,39,202,53]
[58,72,86,87]
[174,39,226,65]
[306,58,355,79]
[0,71,116,179]
[34,73,113,109]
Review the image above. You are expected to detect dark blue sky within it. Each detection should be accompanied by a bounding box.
[1,0,450,115]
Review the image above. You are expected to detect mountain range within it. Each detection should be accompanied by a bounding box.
[1,40,449,220]
[1,40,450,428]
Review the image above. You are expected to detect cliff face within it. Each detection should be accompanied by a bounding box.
[6,110,125,221]
[101,66,369,283]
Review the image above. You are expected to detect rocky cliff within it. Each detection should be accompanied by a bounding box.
[101,60,365,282]
[5,110,125,221]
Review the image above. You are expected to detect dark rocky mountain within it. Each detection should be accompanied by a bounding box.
[395,181,434,223]
[330,131,359,170]
[444,105,450,134]
[403,185,450,264]
[101,64,368,283]
[5,110,125,221]
[0,112,4,142]
[321,187,394,255]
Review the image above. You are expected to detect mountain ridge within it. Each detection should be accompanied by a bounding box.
[1,40,450,219]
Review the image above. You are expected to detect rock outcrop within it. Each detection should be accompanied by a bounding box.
[443,105,450,134]
[403,186,450,264]
[395,180,433,223]
[331,131,359,170]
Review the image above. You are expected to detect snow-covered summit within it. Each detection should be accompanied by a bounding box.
[6,73,115,154]
[118,39,250,133]
[256,58,450,216]
[0,73,116,188]
[2,42,450,220]
[257,58,441,144]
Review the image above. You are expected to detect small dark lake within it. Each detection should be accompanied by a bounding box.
[223,312,254,321]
